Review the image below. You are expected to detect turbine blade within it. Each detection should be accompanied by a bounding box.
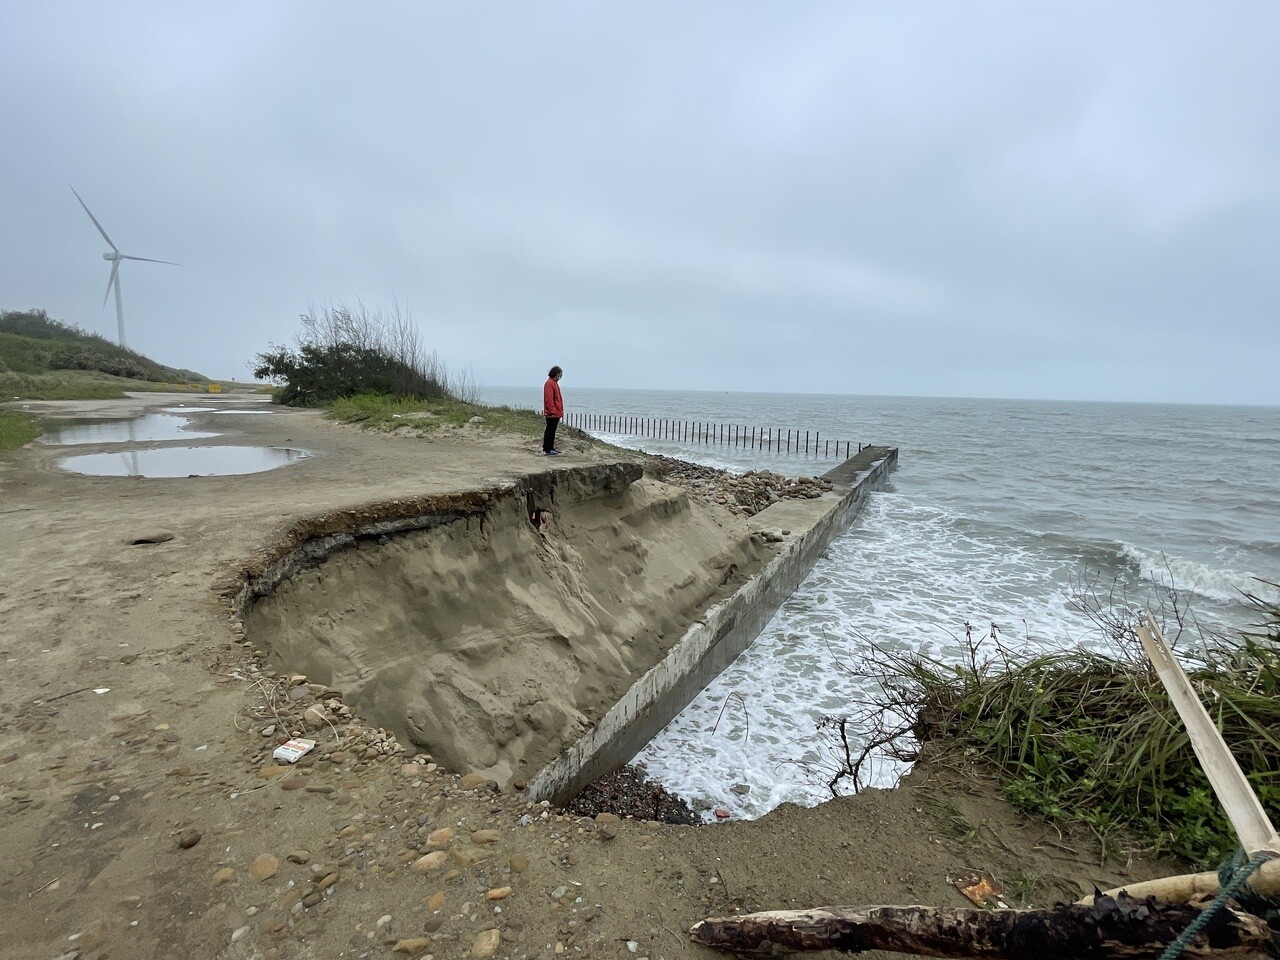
[120,255,182,266]
[70,186,118,251]
[102,260,120,311]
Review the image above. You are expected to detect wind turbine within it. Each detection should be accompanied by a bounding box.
[71,186,179,349]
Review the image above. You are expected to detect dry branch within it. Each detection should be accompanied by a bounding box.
[1087,858,1280,906]
[689,896,1273,958]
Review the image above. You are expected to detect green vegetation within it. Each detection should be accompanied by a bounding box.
[253,305,474,407]
[0,308,227,401]
[1,309,206,383]
[0,410,41,451]
[329,393,543,437]
[840,594,1280,867]
[0,371,131,400]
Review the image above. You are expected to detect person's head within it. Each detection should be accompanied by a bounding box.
[548,365,563,380]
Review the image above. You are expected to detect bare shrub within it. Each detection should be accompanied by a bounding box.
[252,301,476,406]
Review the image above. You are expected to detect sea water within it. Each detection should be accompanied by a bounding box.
[482,387,1280,818]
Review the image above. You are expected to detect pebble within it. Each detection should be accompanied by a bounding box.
[211,867,235,885]
[286,850,311,864]
[485,887,511,900]
[259,917,285,937]
[470,829,501,844]
[280,775,307,791]
[250,855,279,881]
[231,925,250,943]
[302,892,322,908]
[411,852,448,873]
[317,872,339,891]
[177,829,202,849]
[509,854,529,873]
[260,725,276,737]
[427,891,445,911]
[471,929,500,957]
[426,827,453,846]
[393,937,431,955]
[458,774,486,790]
[377,914,392,927]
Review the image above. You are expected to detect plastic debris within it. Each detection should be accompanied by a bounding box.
[273,738,316,764]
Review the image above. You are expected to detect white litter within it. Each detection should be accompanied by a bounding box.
[272,738,316,764]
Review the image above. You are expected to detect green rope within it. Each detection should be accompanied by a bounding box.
[1157,851,1272,960]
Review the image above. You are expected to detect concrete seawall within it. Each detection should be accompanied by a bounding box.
[528,445,899,803]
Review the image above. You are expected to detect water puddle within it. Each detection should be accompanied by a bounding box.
[38,414,220,446]
[161,407,273,415]
[59,446,311,478]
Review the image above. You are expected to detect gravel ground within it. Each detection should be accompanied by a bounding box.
[565,764,700,824]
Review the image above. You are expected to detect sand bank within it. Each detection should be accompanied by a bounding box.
[245,466,761,784]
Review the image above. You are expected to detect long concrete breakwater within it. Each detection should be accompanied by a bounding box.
[231,440,897,799]
[527,444,898,803]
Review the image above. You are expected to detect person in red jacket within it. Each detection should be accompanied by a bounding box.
[542,365,564,455]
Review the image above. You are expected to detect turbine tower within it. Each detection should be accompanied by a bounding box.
[71,187,179,349]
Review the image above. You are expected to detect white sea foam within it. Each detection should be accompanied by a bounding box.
[638,493,1115,820]
[1120,543,1280,606]
[522,389,1280,821]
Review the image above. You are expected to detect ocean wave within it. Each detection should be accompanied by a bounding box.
[1120,543,1280,606]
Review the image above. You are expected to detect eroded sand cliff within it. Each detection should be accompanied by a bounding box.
[245,468,761,783]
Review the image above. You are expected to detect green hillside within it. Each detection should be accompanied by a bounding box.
[0,308,207,382]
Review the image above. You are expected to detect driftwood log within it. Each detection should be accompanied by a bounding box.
[689,894,1274,957]
[1086,859,1280,907]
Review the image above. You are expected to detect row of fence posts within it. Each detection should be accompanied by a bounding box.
[563,412,862,460]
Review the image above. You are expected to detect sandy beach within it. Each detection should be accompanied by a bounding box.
[0,393,1177,960]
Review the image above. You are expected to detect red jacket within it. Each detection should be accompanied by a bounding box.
[543,378,564,418]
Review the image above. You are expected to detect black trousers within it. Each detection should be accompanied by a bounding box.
[543,416,560,453]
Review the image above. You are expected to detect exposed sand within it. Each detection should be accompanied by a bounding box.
[246,467,761,784]
[0,392,1180,960]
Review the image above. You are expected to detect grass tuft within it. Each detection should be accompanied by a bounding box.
[328,393,545,437]
[0,371,239,401]
[0,410,42,451]
[830,595,1280,867]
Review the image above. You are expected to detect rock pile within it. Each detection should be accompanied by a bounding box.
[645,455,834,517]
[226,638,415,776]
[566,764,699,825]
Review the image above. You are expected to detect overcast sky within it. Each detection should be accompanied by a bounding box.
[2,3,1277,404]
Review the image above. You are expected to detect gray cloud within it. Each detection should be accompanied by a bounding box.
[2,2,1277,404]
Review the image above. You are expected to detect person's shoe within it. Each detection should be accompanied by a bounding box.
[550,448,562,454]
[544,450,560,456]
